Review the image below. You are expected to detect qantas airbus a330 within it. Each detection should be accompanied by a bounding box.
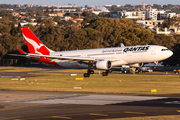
[9,27,173,77]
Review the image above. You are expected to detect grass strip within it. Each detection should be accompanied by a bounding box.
[0,68,180,94]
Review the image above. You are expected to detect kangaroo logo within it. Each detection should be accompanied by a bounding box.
[21,27,54,55]
[23,34,45,54]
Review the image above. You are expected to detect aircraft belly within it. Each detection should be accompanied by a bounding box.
[56,61,87,68]
[111,60,128,67]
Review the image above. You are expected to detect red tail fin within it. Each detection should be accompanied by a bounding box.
[21,27,54,55]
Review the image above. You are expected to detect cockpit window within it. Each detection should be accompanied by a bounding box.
[161,49,169,51]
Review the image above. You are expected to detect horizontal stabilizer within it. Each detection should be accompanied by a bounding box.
[17,49,27,54]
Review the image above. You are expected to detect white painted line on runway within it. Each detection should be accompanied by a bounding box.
[23,95,167,105]
[4,94,79,103]
[51,116,72,119]
[0,76,21,78]
[90,113,108,116]
[124,111,145,114]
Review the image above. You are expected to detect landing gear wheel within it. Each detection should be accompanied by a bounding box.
[83,73,90,77]
[105,69,112,73]
[88,69,94,74]
[102,72,108,76]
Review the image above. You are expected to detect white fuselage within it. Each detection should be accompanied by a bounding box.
[49,45,173,68]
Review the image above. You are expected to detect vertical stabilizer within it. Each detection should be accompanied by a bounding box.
[21,27,54,55]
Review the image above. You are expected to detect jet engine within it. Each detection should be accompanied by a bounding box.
[129,63,144,68]
[95,60,111,70]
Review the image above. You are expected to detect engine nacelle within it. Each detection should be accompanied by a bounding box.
[95,60,111,70]
[129,63,144,68]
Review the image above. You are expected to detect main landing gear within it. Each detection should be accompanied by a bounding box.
[83,69,112,77]
[102,70,112,76]
[83,69,94,77]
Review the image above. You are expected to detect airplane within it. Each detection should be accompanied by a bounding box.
[9,27,173,77]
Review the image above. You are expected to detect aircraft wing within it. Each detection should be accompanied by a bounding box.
[8,54,29,57]
[9,53,120,62]
[27,54,105,61]
[9,53,96,61]
[8,49,27,57]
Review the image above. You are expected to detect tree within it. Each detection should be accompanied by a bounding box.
[89,18,156,47]
[111,5,118,12]
[45,7,49,14]
[82,11,98,18]
[0,10,10,17]
[10,23,20,36]
[81,18,95,26]
[153,4,162,9]
[159,17,179,28]
[51,7,54,13]
[65,12,76,19]
[98,12,106,17]
[0,16,10,25]
[0,24,10,33]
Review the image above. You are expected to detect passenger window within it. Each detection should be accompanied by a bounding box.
[161,49,169,51]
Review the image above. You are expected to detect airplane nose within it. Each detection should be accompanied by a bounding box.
[168,50,173,57]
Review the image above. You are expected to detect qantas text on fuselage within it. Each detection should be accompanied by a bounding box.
[102,46,150,53]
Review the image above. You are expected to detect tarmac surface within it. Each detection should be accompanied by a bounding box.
[0,67,180,119]
[0,91,180,120]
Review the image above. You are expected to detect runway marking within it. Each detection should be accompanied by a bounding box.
[109,112,123,114]
[51,116,72,119]
[90,113,108,116]
[15,116,51,120]
[23,95,167,105]
[177,110,180,113]
[124,111,145,114]
[0,76,21,78]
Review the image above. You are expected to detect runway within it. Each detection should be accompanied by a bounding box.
[0,67,180,119]
[0,91,180,120]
